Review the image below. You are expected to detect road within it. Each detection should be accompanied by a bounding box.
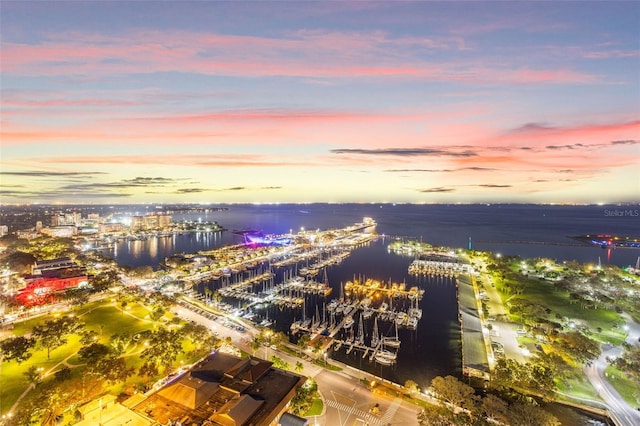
[176,301,421,425]
[584,314,640,426]
[474,264,527,363]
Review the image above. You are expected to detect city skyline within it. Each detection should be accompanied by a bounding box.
[1,1,639,204]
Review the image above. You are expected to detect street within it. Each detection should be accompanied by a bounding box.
[175,302,421,425]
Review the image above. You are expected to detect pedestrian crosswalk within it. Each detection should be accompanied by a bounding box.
[326,398,383,425]
[379,397,402,423]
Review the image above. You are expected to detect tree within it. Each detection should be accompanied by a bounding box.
[251,337,262,356]
[79,329,99,346]
[54,366,72,382]
[613,342,640,388]
[560,330,601,362]
[294,361,304,373]
[93,356,134,384]
[91,268,119,292]
[150,306,166,328]
[417,406,459,426]
[32,316,84,359]
[481,394,509,424]
[140,328,184,374]
[120,300,128,315]
[1,336,35,364]
[110,332,133,355]
[297,334,311,355]
[404,379,419,396]
[507,402,560,426]
[270,355,290,370]
[429,375,478,412]
[24,365,44,387]
[78,343,111,364]
[4,251,37,274]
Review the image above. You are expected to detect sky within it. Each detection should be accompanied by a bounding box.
[1,1,639,205]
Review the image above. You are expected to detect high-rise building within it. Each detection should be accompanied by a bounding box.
[130,216,145,232]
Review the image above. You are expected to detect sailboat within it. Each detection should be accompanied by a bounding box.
[371,317,380,347]
[383,321,401,348]
[356,313,365,345]
[375,349,397,365]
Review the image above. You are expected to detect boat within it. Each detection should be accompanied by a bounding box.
[343,316,354,329]
[375,354,394,365]
[374,349,397,365]
[383,322,401,348]
[356,313,365,345]
[371,317,380,347]
[406,316,418,329]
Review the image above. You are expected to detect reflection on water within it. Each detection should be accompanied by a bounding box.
[111,232,224,268]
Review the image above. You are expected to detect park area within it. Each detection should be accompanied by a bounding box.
[0,293,218,423]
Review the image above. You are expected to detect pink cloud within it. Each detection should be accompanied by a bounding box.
[1,30,598,84]
[15,154,316,168]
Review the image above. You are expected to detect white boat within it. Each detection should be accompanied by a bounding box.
[371,317,380,347]
[383,322,401,348]
[343,316,354,329]
[406,316,418,329]
[375,349,397,365]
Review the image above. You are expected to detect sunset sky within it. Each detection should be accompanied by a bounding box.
[1,1,639,204]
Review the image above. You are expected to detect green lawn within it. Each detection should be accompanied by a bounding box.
[605,365,640,407]
[556,375,602,403]
[0,300,157,417]
[303,397,323,416]
[500,275,625,345]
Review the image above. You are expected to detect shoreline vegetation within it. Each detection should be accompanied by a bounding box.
[1,233,639,425]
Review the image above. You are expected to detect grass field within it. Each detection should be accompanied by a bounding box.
[303,397,323,416]
[604,365,640,407]
[556,375,602,403]
[495,272,626,345]
[0,298,175,417]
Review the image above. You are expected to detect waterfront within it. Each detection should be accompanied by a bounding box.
[98,203,636,425]
[100,204,639,389]
[107,204,639,269]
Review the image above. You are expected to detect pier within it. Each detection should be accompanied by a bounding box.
[457,273,491,380]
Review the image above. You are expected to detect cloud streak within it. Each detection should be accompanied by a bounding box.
[331,147,477,157]
[1,29,599,84]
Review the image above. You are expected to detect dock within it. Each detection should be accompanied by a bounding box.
[457,273,491,380]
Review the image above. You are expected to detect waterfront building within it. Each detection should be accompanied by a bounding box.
[129,213,171,231]
[130,215,145,231]
[98,222,126,233]
[157,213,172,228]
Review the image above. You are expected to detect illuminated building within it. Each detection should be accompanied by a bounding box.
[40,225,77,238]
[15,257,88,306]
[98,222,126,233]
[130,215,145,231]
